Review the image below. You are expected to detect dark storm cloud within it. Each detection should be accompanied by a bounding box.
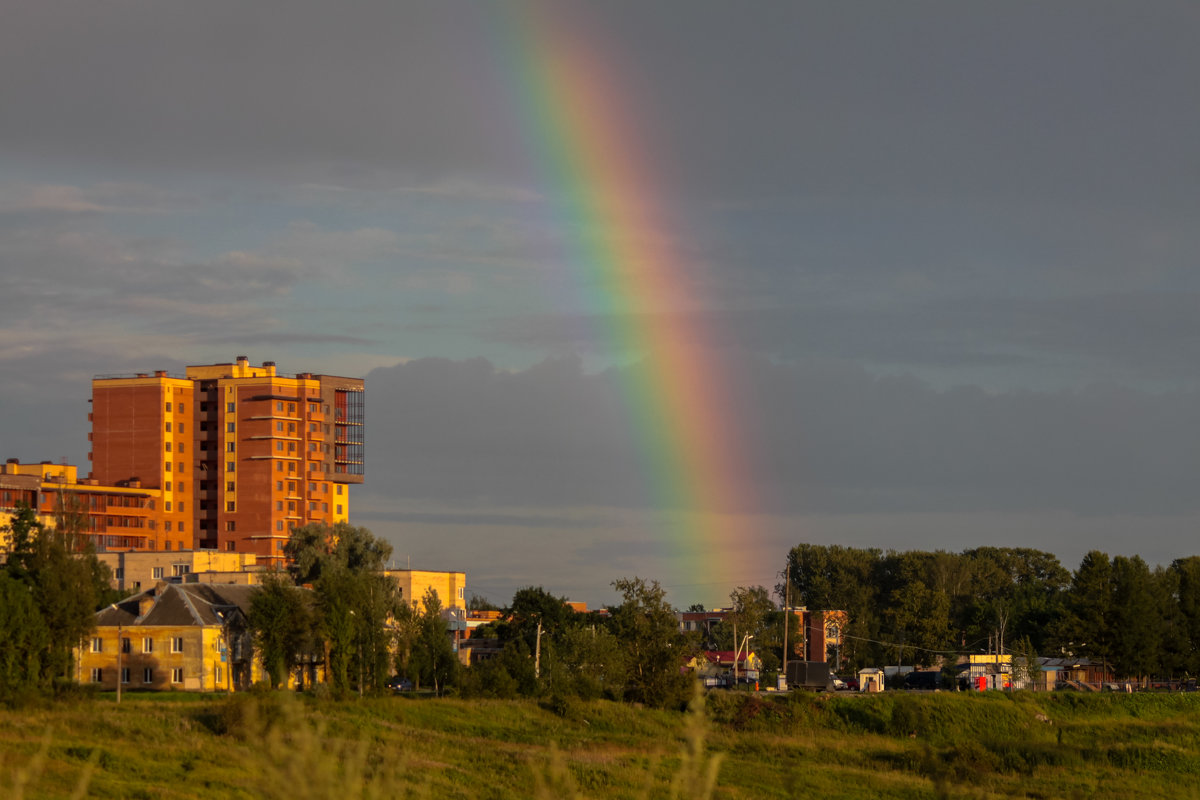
[363,355,1200,517]
[5,1,1197,208]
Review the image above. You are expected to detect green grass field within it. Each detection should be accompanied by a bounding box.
[4,688,1200,799]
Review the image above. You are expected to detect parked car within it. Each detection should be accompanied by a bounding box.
[842,676,859,691]
[831,674,847,690]
[386,676,413,693]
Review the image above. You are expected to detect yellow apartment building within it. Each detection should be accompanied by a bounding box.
[1,459,166,552]
[385,569,467,611]
[78,582,267,692]
[95,549,261,592]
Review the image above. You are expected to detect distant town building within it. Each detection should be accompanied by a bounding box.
[385,569,467,611]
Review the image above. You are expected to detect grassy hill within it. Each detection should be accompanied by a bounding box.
[4,688,1200,799]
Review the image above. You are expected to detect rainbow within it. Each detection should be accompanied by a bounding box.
[494,4,760,596]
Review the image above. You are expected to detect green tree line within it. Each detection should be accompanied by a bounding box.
[782,544,1200,682]
[1,504,117,702]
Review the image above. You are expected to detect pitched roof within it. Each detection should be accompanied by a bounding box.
[95,582,260,628]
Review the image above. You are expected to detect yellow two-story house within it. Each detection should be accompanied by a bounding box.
[78,582,262,692]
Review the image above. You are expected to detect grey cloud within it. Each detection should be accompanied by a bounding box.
[353,509,607,529]
[363,355,1200,517]
[4,1,1196,214]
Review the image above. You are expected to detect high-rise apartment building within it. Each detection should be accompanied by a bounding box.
[89,356,364,566]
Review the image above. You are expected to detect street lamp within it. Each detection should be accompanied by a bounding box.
[734,634,754,687]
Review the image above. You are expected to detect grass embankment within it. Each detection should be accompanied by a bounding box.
[4,689,1200,799]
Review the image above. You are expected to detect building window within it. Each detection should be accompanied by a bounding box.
[165,501,171,512]
[91,668,103,683]
[336,505,342,515]
[276,520,284,531]
[172,564,191,577]
[165,481,172,492]
[115,567,124,580]
[165,461,172,472]
[227,402,235,413]
[288,403,295,413]
[336,485,343,495]
[287,463,295,474]
[143,668,153,683]
[171,668,183,684]
[226,541,236,552]
[226,462,235,473]
[226,501,235,512]
[178,462,184,473]
[178,442,185,454]
[226,521,236,531]
[227,422,235,433]
[277,402,284,412]
[165,422,172,432]
[178,522,185,533]
[121,637,131,654]
[153,567,164,579]
[121,667,131,684]
[178,422,185,434]
[165,522,172,534]
[171,637,183,653]
[227,442,236,453]
[177,501,184,513]
[143,637,153,653]
[91,637,103,653]
[165,402,172,413]
[227,482,235,492]
[215,665,223,684]
[277,481,283,491]
[165,442,172,452]
[276,441,284,452]
[178,403,184,414]
[276,462,283,472]
[276,421,284,431]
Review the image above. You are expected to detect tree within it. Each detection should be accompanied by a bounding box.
[4,505,111,687]
[783,544,883,668]
[409,588,457,695]
[1110,555,1160,683]
[1172,557,1200,674]
[881,552,952,665]
[283,523,397,695]
[467,593,500,612]
[609,577,690,708]
[248,573,313,689]
[0,574,49,699]
[711,585,779,670]
[1056,551,1114,668]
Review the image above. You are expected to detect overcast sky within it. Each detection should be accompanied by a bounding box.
[3,1,1200,608]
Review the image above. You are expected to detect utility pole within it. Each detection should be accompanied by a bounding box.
[781,563,790,689]
[116,622,122,704]
[534,619,543,679]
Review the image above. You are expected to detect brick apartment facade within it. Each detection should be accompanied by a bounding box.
[88,356,365,567]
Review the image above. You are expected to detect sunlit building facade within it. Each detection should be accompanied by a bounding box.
[89,356,364,566]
